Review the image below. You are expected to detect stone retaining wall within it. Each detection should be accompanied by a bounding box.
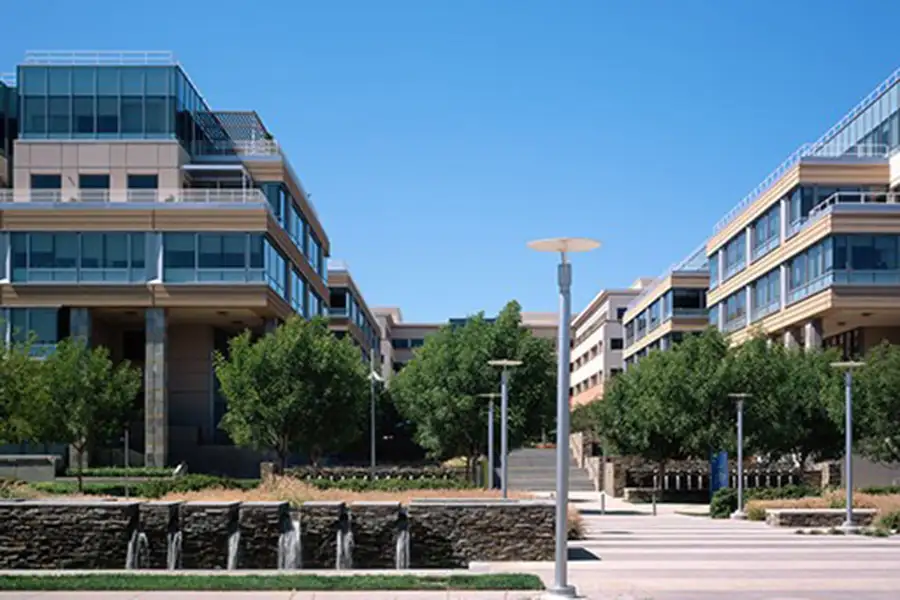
[0,498,554,570]
[765,508,878,528]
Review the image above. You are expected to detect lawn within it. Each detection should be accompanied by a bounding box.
[0,574,543,591]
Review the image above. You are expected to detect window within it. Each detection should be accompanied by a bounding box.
[391,338,410,349]
[410,338,425,348]
[751,269,780,321]
[709,252,719,289]
[162,233,269,284]
[73,97,94,134]
[723,291,747,332]
[723,231,746,280]
[79,174,110,189]
[290,270,306,317]
[10,232,145,283]
[615,307,627,321]
[128,174,158,189]
[30,174,61,200]
[610,337,623,350]
[9,307,59,354]
[751,204,780,260]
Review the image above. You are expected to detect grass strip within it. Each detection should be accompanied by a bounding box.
[0,574,543,591]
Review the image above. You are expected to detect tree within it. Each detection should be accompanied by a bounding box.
[390,301,556,476]
[0,335,43,444]
[837,341,900,465]
[214,316,369,469]
[31,338,141,491]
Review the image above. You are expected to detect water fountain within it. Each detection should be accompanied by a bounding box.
[336,512,354,570]
[166,530,182,570]
[278,516,301,569]
[394,515,410,570]
[226,528,241,570]
[125,530,148,569]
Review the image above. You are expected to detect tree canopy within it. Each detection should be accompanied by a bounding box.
[389,301,556,471]
[214,316,369,468]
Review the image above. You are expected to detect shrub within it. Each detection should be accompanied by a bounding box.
[878,510,900,531]
[709,484,821,519]
[745,505,766,521]
[64,466,174,478]
[305,477,472,492]
[30,475,257,499]
[861,485,900,496]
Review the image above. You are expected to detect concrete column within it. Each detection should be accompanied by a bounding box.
[745,286,752,327]
[69,308,92,343]
[783,328,800,349]
[144,308,168,468]
[717,252,725,287]
[717,303,725,331]
[779,264,788,310]
[745,226,753,266]
[804,319,823,350]
[779,197,788,244]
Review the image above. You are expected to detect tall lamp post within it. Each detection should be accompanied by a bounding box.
[831,360,864,530]
[477,392,501,489]
[728,393,751,520]
[488,359,523,498]
[368,349,384,474]
[528,236,600,600]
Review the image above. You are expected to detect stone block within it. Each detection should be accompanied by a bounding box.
[765,508,878,528]
[300,501,344,569]
[349,501,402,569]
[238,501,289,569]
[407,499,554,568]
[180,502,239,570]
[0,501,139,569]
[139,502,181,569]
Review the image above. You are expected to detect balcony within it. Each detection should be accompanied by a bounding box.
[329,306,349,318]
[0,188,270,206]
[672,307,708,319]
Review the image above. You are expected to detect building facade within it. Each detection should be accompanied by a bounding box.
[327,260,380,365]
[706,66,900,357]
[0,51,330,472]
[622,250,710,368]
[569,284,644,407]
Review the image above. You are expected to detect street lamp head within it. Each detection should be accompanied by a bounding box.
[830,361,865,370]
[476,392,502,399]
[728,393,752,400]
[488,359,524,368]
[527,237,601,254]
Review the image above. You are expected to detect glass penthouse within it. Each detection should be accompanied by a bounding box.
[0,51,331,473]
[621,246,709,368]
[706,66,900,358]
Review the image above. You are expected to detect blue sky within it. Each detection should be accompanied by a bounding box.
[3,1,899,322]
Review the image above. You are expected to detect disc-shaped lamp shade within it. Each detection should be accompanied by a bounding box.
[527,237,601,253]
[477,393,502,399]
[830,361,865,369]
[488,359,523,368]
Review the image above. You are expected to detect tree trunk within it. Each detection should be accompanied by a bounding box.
[75,444,85,493]
[655,459,666,508]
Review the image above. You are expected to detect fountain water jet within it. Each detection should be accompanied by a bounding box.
[166,531,182,570]
[125,530,148,569]
[336,512,354,570]
[226,528,240,570]
[278,517,301,570]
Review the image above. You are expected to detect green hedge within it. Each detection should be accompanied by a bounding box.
[710,484,821,519]
[860,485,900,495]
[306,478,473,492]
[31,475,258,498]
[64,467,174,478]
[878,510,900,531]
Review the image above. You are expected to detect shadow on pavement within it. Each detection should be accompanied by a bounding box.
[578,509,645,516]
[568,547,601,561]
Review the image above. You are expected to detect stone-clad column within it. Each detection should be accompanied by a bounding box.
[804,319,823,350]
[145,308,168,468]
[783,328,800,349]
[68,308,93,469]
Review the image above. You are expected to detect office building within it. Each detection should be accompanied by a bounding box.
[327,260,380,365]
[569,283,646,407]
[706,67,900,357]
[0,51,330,472]
[622,252,710,367]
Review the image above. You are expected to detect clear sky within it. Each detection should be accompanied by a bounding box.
[3,1,899,322]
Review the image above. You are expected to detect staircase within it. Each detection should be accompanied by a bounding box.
[506,447,596,492]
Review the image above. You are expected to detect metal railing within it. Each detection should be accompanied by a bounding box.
[627,242,709,312]
[713,143,893,234]
[23,50,176,66]
[0,188,270,204]
[192,139,281,157]
[808,190,900,220]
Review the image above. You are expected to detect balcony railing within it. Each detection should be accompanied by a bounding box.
[0,189,270,205]
[672,307,708,318]
[191,139,281,158]
[751,300,780,322]
[329,306,349,317]
[808,191,900,220]
[23,50,176,66]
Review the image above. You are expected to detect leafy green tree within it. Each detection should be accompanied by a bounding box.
[836,341,900,465]
[390,301,556,476]
[0,336,43,444]
[214,316,369,469]
[31,338,141,491]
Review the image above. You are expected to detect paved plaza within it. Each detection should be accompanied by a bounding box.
[2,494,900,600]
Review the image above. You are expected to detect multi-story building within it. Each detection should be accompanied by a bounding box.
[0,51,330,472]
[327,260,380,365]
[622,251,710,368]
[373,307,559,381]
[706,66,900,357]
[0,75,15,185]
[569,283,647,407]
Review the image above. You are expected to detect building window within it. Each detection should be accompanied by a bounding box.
[290,270,307,317]
[410,338,425,348]
[615,307,627,321]
[723,290,747,333]
[128,174,158,189]
[11,232,145,283]
[391,338,410,349]
[751,204,781,261]
[329,288,348,316]
[610,337,623,350]
[31,174,61,190]
[709,251,719,290]
[79,173,110,190]
[723,231,746,281]
[161,233,269,284]
[751,268,780,321]
[8,307,59,356]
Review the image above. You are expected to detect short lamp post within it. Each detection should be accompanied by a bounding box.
[477,392,502,489]
[488,359,523,498]
[728,393,751,520]
[831,360,864,530]
[368,349,384,475]
[528,236,600,600]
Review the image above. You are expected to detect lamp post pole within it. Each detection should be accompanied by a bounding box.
[489,360,523,498]
[478,392,501,489]
[528,236,600,600]
[831,361,864,530]
[728,393,751,519]
[369,349,383,476]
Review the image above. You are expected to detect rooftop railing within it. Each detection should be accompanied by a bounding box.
[22,50,176,66]
[808,190,900,220]
[626,242,709,313]
[0,188,270,205]
[0,73,15,86]
[192,139,281,158]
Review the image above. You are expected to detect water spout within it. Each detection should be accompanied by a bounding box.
[167,531,182,570]
[126,531,148,569]
[336,514,353,570]
[395,527,410,570]
[227,529,241,570]
[278,518,301,570]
